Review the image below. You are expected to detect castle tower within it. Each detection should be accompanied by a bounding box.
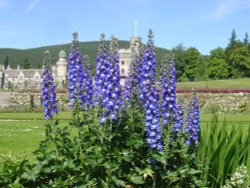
[130,36,141,53]
[56,50,67,89]
[119,36,141,86]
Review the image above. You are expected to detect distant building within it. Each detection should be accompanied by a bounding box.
[0,50,67,89]
[0,36,141,89]
[119,36,141,85]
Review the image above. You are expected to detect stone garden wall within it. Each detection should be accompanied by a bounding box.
[0,90,249,113]
[178,92,250,113]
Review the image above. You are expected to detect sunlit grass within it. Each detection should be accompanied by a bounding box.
[177,78,250,89]
[0,111,72,120]
[0,112,249,164]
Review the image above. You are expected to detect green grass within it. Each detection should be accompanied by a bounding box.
[200,113,250,122]
[0,111,72,120]
[177,78,250,89]
[0,121,44,162]
[0,120,70,164]
[1,111,249,122]
[0,112,249,165]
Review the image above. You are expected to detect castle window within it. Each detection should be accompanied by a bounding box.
[121,68,125,75]
[121,61,125,65]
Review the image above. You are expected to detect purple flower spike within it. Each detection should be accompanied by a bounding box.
[140,30,162,151]
[81,55,93,109]
[41,50,58,120]
[102,36,121,121]
[160,58,177,127]
[94,34,109,107]
[172,100,184,133]
[94,35,121,122]
[185,91,200,145]
[68,32,84,109]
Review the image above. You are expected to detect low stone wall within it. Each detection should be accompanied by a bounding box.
[0,91,249,113]
[10,92,41,106]
[178,92,250,113]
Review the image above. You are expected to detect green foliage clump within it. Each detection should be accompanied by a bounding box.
[198,112,250,187]
[0,107,202,187]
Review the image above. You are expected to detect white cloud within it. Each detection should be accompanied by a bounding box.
[26,0,39,11]
[212,0,250,20]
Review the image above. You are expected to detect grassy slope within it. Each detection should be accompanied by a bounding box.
[177,78,250,89]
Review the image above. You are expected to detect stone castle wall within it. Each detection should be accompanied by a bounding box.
[0,91,249,113]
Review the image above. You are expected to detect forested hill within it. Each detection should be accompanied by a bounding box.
[0,41,168,73]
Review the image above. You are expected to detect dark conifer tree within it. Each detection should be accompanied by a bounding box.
[4,55,9,70]
[244,32,249,46]
[23,56,30,69]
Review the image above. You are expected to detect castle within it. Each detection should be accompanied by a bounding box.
[0,50,67,89]
[0,36,140,89]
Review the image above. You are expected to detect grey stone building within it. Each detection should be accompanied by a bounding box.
[0,50,67,89]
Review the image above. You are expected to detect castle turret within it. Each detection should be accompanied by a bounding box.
[56,50,67,88]
[119,36,141,85]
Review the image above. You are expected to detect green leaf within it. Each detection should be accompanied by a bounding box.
[151,153,166,165]
[129,175,145,184]
[189,169,201,175]
[111,176,126,187]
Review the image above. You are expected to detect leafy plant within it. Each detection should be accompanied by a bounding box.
[198,112,250,187]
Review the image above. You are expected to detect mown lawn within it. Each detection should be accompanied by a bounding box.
[1,111,250,122]
[0,112,249,164]
[0,121,45,162]
[0,111,72,120]
[0,120,70,164]
[177,78,250,89]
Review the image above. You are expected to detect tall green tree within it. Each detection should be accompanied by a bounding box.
[244,32,249,46]
[183,47,201,81]
[23,56,30,69]
[225,29,244,77]
[171,43,186,80]
[229,46,250,78]
[4,55,9,70]
[37,62,42,69]
[229,29,237,45]
[195,55,208,81]
[207,48,229,79]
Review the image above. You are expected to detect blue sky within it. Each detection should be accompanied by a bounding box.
[0,0,250,54]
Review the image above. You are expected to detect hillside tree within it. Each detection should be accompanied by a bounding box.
[244,32,249,46]
[171,44,186,80]
[229,46,250,78]
[225,29,244,77]
[4,55,9,70]
[183,47,201,81]
[23,56,30,69]
[207,48,229,79]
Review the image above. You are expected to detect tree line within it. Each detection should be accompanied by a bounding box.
[171,29,250,81]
